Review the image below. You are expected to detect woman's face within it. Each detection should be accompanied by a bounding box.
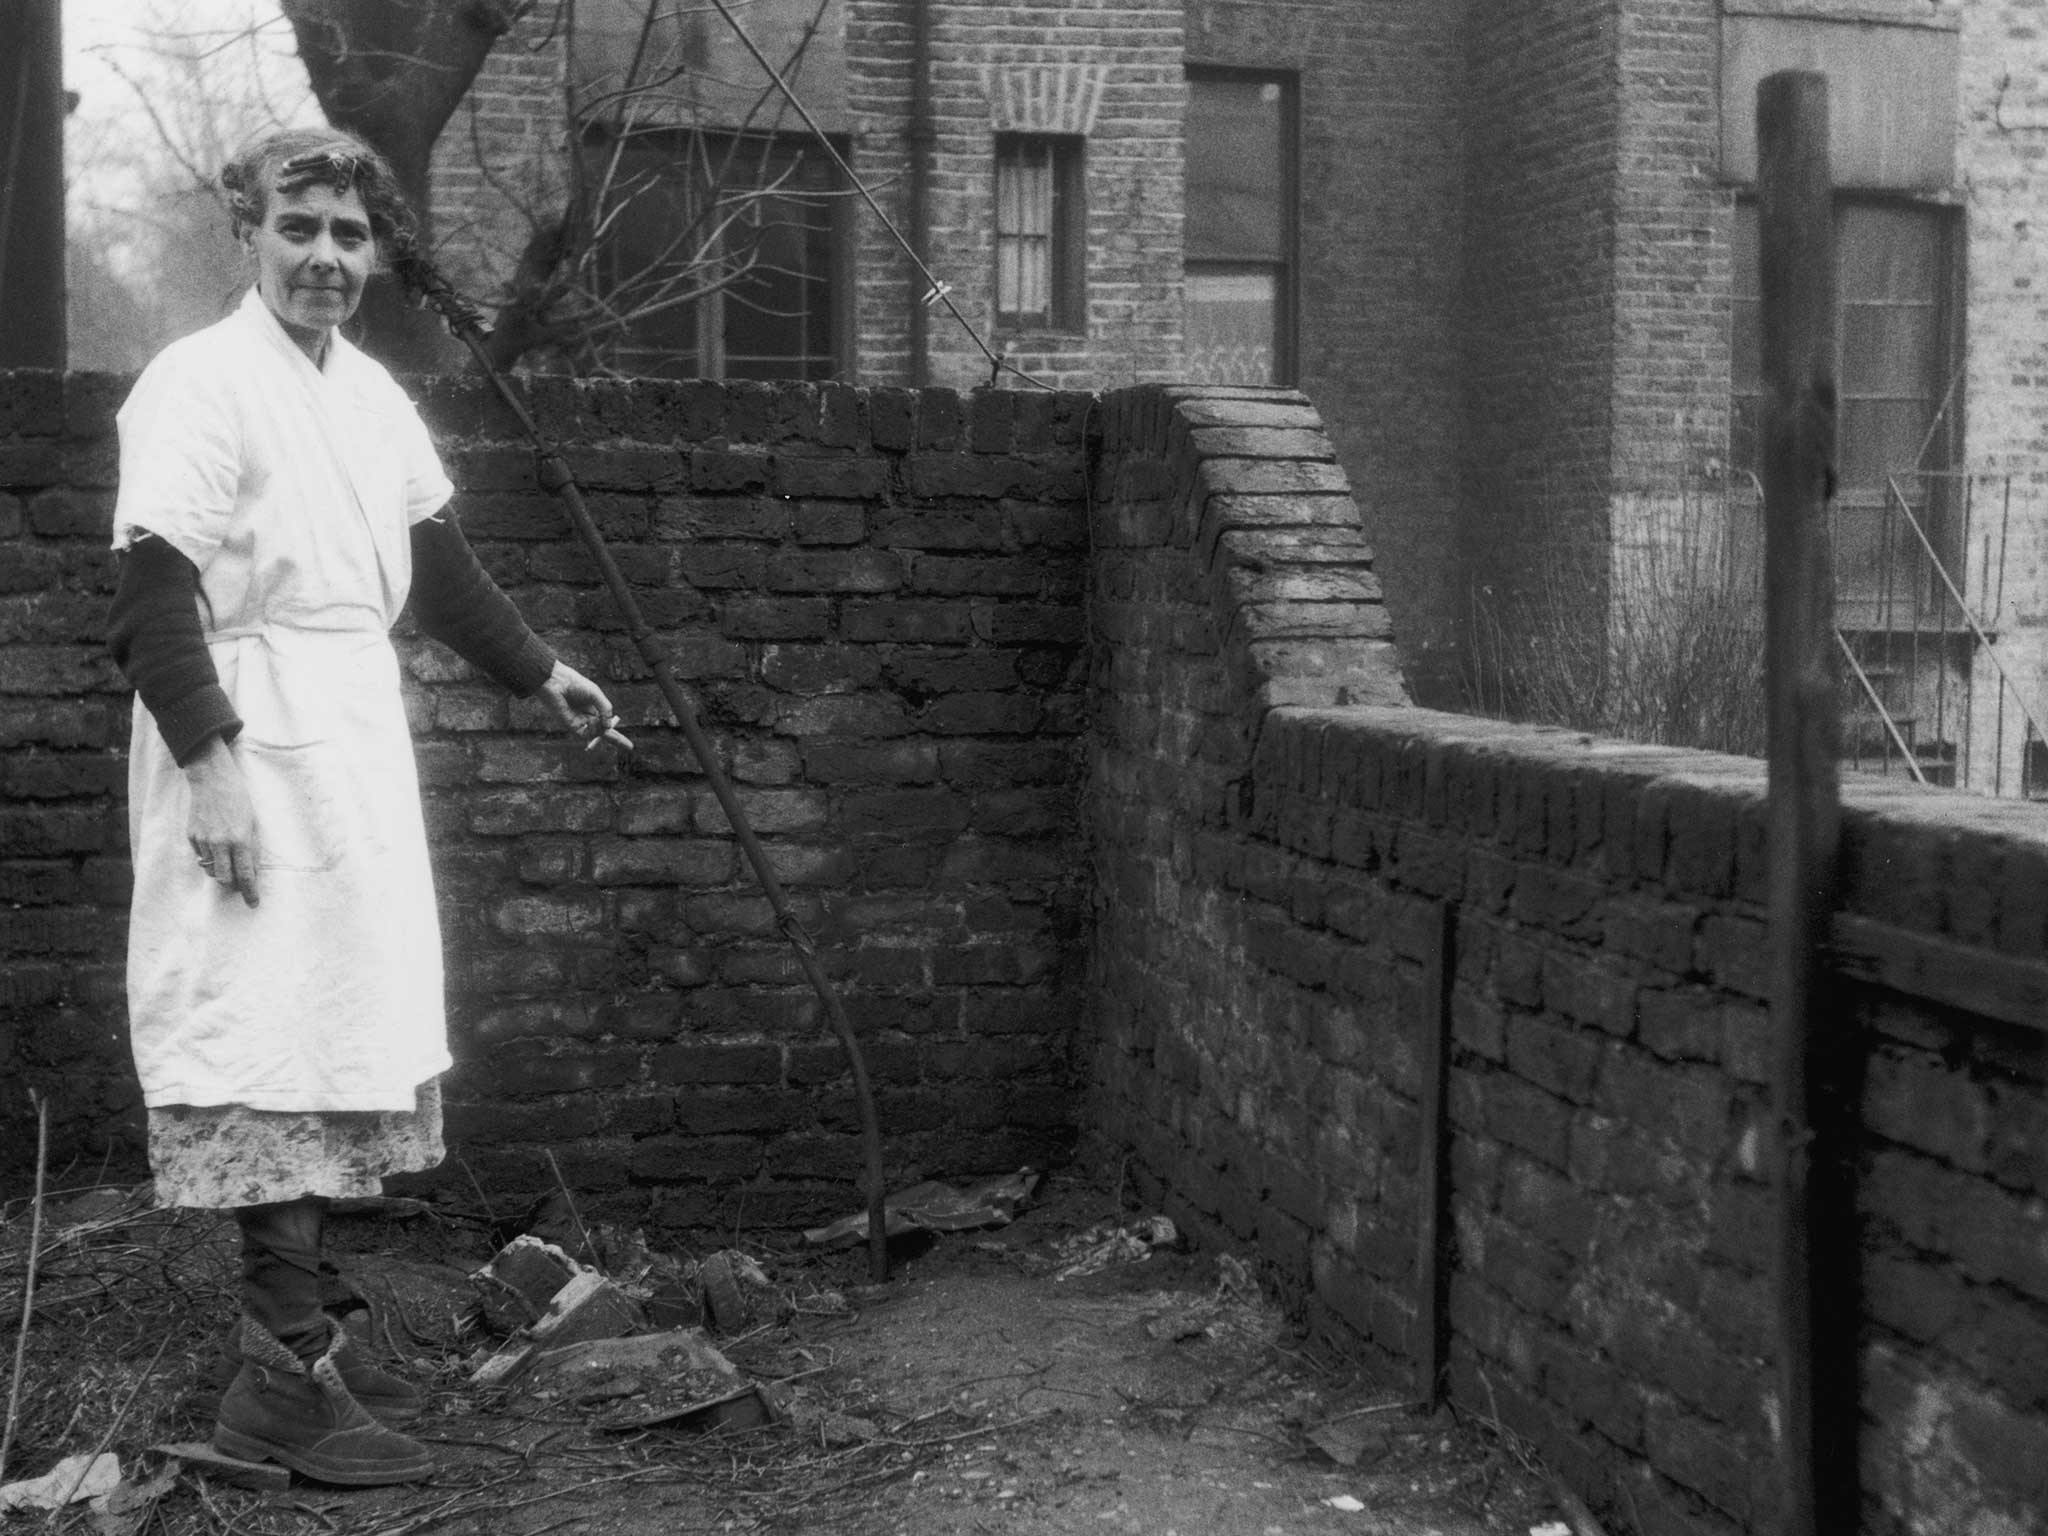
[247,174,375,351]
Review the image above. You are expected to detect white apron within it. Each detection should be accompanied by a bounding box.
[114,290,455,1113]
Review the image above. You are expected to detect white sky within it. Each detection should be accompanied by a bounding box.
[64,0,317,210]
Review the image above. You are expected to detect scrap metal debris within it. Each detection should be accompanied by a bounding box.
[1046,1215,1177,1281]
[528,1329,776,1433]
[803,1169,1041,1248]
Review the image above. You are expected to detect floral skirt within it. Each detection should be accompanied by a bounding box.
[147,1079,444,1209]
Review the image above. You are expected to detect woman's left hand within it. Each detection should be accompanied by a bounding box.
[536,660,633,753]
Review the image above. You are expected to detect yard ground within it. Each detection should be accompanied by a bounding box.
[2,1169,1564,1535]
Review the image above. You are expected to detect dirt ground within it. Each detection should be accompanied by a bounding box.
[1,1169,1568,1536]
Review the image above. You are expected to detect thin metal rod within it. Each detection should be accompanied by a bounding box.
[702,0,1047,391]
[1887,474,2048,752]
[1836,631,1928,786]
[442,324,891,1282]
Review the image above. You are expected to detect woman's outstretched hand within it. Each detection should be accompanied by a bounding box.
[185,736,262,907]
[536,660,633,754]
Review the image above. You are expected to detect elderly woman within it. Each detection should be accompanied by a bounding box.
[105,127,619,1485]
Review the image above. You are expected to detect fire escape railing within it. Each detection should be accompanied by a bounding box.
[1835,473,2044,795]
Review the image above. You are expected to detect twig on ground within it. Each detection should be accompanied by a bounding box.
[1326,1399,1411,1424]
[883,1408,1057,1451]
[453,1154,497,1230]
[945,1361,1052,1394]
[541,1150,594,1262]
[0,1088,51,1490]
[42,1332,172,1529]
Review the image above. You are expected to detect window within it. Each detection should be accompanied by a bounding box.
[1185,70,1296,385]
[594,131,847,381]
[1731,198,1961,607]
[994,135,1084,330]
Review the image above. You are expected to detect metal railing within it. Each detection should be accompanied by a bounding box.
[1834,473,2042,796]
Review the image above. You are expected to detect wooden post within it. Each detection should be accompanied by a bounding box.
[1413,899,1454,1410]
[1757,70,1843,1536]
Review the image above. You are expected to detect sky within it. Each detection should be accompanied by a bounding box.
[62,0,320,361]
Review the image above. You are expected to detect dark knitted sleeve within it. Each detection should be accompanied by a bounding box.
[408,514,557,697]
[105,534,242,766]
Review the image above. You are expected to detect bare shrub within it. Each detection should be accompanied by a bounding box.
[1466,483,1767,757]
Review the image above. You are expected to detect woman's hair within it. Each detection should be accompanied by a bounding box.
[219,126,419,263]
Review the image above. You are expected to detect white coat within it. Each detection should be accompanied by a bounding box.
[113,289,455,1112]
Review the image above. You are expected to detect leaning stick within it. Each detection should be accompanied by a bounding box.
[0,1089,50,1490]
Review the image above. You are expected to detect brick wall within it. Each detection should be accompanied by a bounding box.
[0,369,1095,1233]
[1955,0,2048,784]
[426,3,569,316]
[1185,0,1469,704]
[1459,1,1622,684]
[1609,0,1730,576]
[1084,387,2048,1536]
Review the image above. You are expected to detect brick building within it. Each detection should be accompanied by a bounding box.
[431,0,2048,765]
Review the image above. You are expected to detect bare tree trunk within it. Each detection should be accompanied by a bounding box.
[279,0,524,371]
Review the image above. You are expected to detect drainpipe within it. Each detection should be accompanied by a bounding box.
[0,0,66,369]
[906,0,934,386]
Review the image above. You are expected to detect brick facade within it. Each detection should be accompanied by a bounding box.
[1459,1,1623,684]
[847,0,1186,393]
[432,0,1184,393]
[423,2,2048,729]
[1956,0,2048,782]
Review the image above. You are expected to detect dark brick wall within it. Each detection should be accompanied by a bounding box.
[1083,388,2048,1536]
[0,369,1095,1232]
[0,372,133,1171]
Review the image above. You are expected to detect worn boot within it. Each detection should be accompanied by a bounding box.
[214,1318,424,1425]
[212,1319,434,1486]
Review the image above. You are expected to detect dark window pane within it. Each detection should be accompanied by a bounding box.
[1729,197,1950,492]
[1839,203,1940,302]
[1842,302,1938,396]
[1840,398,1940,490]
[1187,76,1282,262]
[1732,201,1759,304]
[590,131,840,379]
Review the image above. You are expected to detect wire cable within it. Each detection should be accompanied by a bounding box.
[702,0,1056,391]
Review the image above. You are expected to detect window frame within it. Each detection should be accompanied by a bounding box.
[992,132,1087,334]
[1183,65,1300,386]
[1729,191,1966,608]
[583,125,853,382]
